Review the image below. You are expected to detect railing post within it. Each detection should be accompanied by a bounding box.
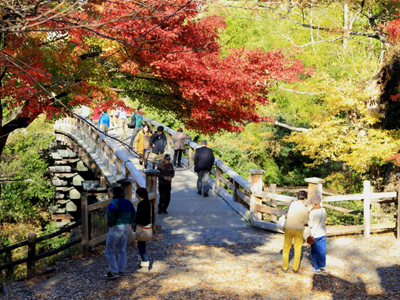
[363,180,371,238]
[81,192,89,258]
[249,169,265,225]
[305,177,325,200]
[397,174,400,240]
[189,146,194,167]
[232,180,239,202]
[27,233,36,277]
[270,184,277,222]
[216,165,222,188]
[167,133,172,150]
[144,169,160,230]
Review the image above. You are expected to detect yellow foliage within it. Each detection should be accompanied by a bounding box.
[285,80,400,173]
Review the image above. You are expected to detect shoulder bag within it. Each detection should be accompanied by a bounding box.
[306,208,323,246]
[277,201,293,232]
[136,202,153,242]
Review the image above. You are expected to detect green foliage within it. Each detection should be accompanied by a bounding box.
[0,115,55,224]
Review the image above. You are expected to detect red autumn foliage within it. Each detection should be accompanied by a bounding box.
[1,0,308,140]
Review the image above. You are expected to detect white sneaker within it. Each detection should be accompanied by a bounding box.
[310,269,321,274]
[320,267,327,273]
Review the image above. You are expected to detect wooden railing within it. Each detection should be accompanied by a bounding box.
[142,117,400,238]
[55,116,160,257]
[0,222,81,280]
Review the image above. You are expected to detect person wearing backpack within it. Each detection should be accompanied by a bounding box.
[104,187,136,279]
[129,106,143,147]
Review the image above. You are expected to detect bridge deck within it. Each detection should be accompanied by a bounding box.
[107,128,266,244]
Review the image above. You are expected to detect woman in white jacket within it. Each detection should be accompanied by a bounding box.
[308,194,327,274]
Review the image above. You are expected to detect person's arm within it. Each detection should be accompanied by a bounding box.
[171,166,175,179]
[149,133,156,146]
[194,149,198,164]
[106,115,110,127]
[130,203,136,224]
[157,164,164,179]
[106,201,117,227]
[98,115,102,126]
[134,132,141,150]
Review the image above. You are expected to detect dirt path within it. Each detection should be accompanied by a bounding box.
[7,232,400,299]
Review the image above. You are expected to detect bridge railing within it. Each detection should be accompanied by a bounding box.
[55,116,160,257]
[0,222,81,280]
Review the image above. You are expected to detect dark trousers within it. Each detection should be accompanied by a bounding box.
[137,241,148,262]
[158,181,171,211]
[173,149,183,166]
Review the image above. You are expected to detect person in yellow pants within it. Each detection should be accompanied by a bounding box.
[282,190,309,273]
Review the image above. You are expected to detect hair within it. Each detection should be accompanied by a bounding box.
[297,190,307,200]
[112,186,125,199]
[136,187,148,200]
[103,109,108,113]
[201,139,207,145]
[157,125,164,132]
[177,128,183,132]
[142,124,151,133]
[137,106,142,111]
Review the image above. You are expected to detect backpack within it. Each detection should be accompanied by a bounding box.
[128,114,136,129]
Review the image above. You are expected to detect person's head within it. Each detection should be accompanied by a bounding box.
[201,139,207,146]
[103,109,108,114]
[136,187,148,200]
[112,186,125,199]
[157,125,164,135]
[137,106,142,112]
[310,194,322,206]
[297,190,307,202]
[164,154,171,165]
[142,124,150,133]
[177,128,183,132]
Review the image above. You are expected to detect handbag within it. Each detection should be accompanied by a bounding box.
[128,226,136,246]
[277,215,286,231]
[277,201,293,232]
[307,208,323,246]
[136,202,153,242]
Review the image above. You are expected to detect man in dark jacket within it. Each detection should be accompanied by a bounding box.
[104,187,136,279]
[157,154,175,214]
[194,140,215,197]
[150,125,167,168]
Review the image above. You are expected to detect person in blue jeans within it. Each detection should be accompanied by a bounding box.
[104,186,136,279]
[135,187,153,271]
[308,194,327,274]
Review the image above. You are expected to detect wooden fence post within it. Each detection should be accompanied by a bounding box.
[305,177,325,200]
[216,165,221,188]
[81,192,89,258]
[396,173,400,240]
[363,180,371,238]
[270,184,277,222]
[27,233,36,277]
[249,169,265,225]
[189,147,194,166]
[144,170,160,230]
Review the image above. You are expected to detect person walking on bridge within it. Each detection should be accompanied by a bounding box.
[135,187,153,272]
[157,154,175,214]
[98,110,110,135]
[117,106,128,139]
[129,106,144,145]
[104,186,136,279]
[173,128,190,168]
[194,140,215,197]
[149,125,167,168]
[282,190,308,273]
